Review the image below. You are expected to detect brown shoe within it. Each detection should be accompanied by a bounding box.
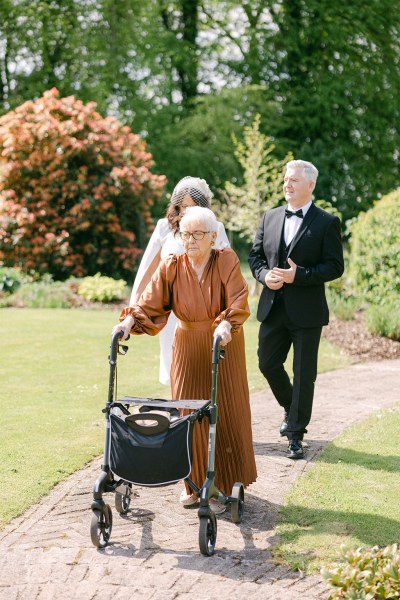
[180,489,198,506]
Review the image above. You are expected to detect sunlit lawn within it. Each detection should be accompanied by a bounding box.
[274,404,400,573]
[0,307,349,529]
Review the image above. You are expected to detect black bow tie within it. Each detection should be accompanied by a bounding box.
[285,208,303,219]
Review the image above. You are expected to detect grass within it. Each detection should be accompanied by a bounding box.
[0,308,166,528]
[0,307,348,529]
[274,403,400,573]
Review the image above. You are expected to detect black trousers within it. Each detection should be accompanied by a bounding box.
[258,299,322,440]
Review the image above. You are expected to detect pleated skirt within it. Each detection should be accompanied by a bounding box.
[170,326,257,495]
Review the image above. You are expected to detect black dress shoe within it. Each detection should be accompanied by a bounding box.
[287,438,304,459]
[280,411,289,436]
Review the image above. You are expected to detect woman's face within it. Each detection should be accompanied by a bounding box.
[180,219,217,260]
[178,195,196,216]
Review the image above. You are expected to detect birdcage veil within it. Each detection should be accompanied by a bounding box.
[171,176,213,208]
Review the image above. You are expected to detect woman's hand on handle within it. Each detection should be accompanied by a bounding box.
[112,315,134,341]
[213,320,232,347]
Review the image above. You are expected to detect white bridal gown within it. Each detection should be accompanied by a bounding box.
[130,218,230,384]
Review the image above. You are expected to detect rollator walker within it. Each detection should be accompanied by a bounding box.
[90,331,244,556]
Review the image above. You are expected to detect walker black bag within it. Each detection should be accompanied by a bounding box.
[109,413,194,486]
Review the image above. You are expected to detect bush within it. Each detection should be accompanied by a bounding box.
[326,263,361,321]
[365,302,400,341]
[348,189,400,306]
[0,266,26,295]
[327,290,359,321]
[10,280,76,308]
[322,544,400,599]
[78,273,128,303]
[0,88,165,280]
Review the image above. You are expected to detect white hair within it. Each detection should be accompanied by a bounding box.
[286,160,319,183]
[179,206,218,233]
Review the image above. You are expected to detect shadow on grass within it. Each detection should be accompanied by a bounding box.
[317,442,400,473]
[274,504,400,572]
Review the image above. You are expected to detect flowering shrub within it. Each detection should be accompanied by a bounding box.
[0,88,165,279]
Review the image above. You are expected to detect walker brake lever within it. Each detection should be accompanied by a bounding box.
[117,334,130,355]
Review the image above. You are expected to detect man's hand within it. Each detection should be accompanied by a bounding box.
[272,258,297,284]
[265,270,284,290]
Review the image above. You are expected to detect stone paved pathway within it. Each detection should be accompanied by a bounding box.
[1,359,399,600]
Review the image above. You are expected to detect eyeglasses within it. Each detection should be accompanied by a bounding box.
[180,231,210,241]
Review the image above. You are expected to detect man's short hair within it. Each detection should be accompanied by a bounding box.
[286,160,319,183]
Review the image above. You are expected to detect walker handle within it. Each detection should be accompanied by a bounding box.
[109,330,127,364]
[212,335,223,365]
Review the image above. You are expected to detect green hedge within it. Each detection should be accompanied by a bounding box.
[349,189,400,306]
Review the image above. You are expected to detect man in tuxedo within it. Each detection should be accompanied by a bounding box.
[248,160,344,458]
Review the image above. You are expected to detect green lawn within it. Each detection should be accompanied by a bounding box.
[274,403,400,573]
[0,307,348,529]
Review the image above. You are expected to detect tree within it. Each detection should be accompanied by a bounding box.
[1,1,398,226]
[0,88,165,279]
[146,86,279,203]
[218,114,292,242]
[271,0,400,220]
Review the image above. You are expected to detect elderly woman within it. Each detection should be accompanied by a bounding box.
[113,206,257,510]
[130,176,229,385]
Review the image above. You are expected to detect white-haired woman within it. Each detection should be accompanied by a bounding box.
[114,206,257,510]
[130,176,229,385]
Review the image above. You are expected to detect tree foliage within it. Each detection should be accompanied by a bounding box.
[146,86,280,206]
[0,1,399,224]
[218,114,292,242]
[0,89,165,279]
[271,0,400,220]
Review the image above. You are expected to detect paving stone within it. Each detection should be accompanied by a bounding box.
[0,359,399,599]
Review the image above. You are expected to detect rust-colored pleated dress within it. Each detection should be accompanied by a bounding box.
[120,248,257,494]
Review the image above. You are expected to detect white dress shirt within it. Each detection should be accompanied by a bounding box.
[284,200,312,246]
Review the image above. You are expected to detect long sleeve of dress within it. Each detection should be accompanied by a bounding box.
[213,249,250,334]
[121,257,177,335]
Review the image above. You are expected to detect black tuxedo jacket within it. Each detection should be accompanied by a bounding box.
[248,203,344,327]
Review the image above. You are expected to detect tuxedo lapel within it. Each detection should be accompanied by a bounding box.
[264,207,286,269]
[287,203,318,256]
[272,207,286,251]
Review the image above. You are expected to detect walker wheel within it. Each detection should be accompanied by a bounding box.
[199,515,217,556]
[90,504,113,548]
[115,484,132,514]
[230,482,244,524]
